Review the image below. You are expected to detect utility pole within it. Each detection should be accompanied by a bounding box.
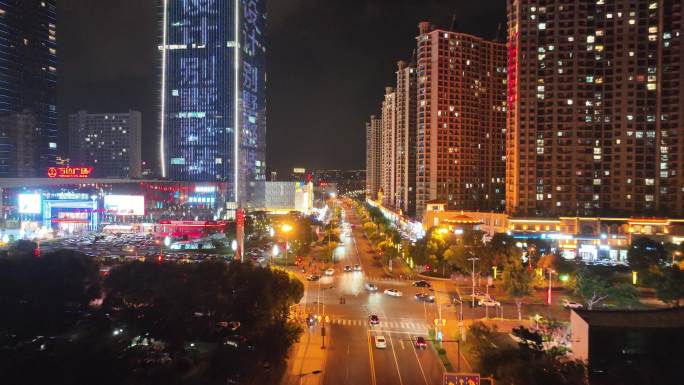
[468,256,480,308]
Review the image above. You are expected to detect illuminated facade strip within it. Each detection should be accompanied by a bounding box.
[160,0,168,178]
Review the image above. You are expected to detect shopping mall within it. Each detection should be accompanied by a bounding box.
[422,201,684,263]
[0,172,228,240]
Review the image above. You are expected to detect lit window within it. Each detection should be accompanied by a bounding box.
[538,23,546,30]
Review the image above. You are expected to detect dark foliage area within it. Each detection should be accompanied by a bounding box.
[0,247,303,385]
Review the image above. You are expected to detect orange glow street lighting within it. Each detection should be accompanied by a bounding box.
[281,223,293,265]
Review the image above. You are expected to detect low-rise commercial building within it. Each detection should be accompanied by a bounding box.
[571,308,684,384]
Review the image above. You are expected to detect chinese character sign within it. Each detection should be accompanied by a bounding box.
[47,167,93,179]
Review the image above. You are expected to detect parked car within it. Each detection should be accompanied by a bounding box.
[325,268,335,276]
[478,298,501,307]
[369,315,380,325]
[562,299,583,309]
[364,282,379,291]
[415,336,427,349]
[374,335,387,349]
[306,275,320,281]
[384,289,403,297]
[412,280,431,288]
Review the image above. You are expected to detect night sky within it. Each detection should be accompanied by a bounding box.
[58,0,505,176]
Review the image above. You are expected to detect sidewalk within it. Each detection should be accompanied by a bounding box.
[280,326,327,385]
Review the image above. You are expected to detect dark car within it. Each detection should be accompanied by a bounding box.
[369,315,380,325]
[344,265,352,272]
[412,280,431,288]
[415,336,427,349]
[415,293,435,303]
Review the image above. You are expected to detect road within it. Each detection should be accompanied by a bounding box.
[289,199,578,385]
[295,201,445,385]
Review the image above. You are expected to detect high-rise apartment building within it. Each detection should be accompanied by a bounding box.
[68,111,142,179]
[365,115,382,200]
[506,0,684,217]
[395,60,417,217]
[160,0,267,205]
[0,0,58,177]
[416,22,507,218]
[380,87,397,207]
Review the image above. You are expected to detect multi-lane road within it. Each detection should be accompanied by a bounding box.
[287,200,577,385]
[294,201,446,385]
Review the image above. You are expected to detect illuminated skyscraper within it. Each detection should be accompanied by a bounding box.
[68,111,142,179]
[380,87,396,208]
[160,0,266,205]
[365,115,382,200]
[0,0,58,177]
[415,22,507,218]
[506,0,684,217]
[395,60,417,217]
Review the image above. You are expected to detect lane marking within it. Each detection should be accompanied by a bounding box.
[388,333,404,385]
[411,338,430,385]
[366,329,377,385]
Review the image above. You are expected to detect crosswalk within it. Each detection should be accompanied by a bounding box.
[329,318,429,331]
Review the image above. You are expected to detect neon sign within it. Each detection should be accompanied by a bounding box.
[47,167,93,179]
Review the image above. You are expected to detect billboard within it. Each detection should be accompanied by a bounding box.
[18,194,42,214]
[104,195,145,216]
[47,166,93,179]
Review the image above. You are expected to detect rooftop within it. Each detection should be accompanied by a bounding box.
[573,307,684,328]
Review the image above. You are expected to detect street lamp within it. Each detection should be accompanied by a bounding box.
[281,223,293,265]
[547,269,556,305]
[467,256,480,308]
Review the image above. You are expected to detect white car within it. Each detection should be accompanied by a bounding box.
[562,299,583,309]
[374,335,387,349]
[384,289,403,297]
[364,283,378,291]
[324,268,335,276]
[478,298,501,307]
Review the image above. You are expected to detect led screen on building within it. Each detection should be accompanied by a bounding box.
[104,195,145,216]
[18,194,42,214]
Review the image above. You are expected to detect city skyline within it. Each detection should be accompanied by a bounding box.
[55,0,506,176]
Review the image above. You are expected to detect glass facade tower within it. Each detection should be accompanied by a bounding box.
[0,0,58,177]
[160,0,266,205]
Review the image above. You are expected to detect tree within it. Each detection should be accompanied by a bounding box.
[501,263,534,320]
[488,233,522,267]
[0,249,101,338]
[469,321,587,385]
[573,269,639,310]
[649,265,684,306]
[628,236,667,271]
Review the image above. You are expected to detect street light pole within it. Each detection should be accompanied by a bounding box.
[467,256,480,308]
[547,269,555,305]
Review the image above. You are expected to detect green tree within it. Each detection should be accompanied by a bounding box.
[470,321,587,385]
[649,265,684,306]
[628,236,667,271]
[501,263,534,320]
[573,269,639,310]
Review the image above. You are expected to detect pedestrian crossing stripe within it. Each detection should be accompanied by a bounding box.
[330,319,428,330]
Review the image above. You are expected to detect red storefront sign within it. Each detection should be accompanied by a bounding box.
[47,167,93,179]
